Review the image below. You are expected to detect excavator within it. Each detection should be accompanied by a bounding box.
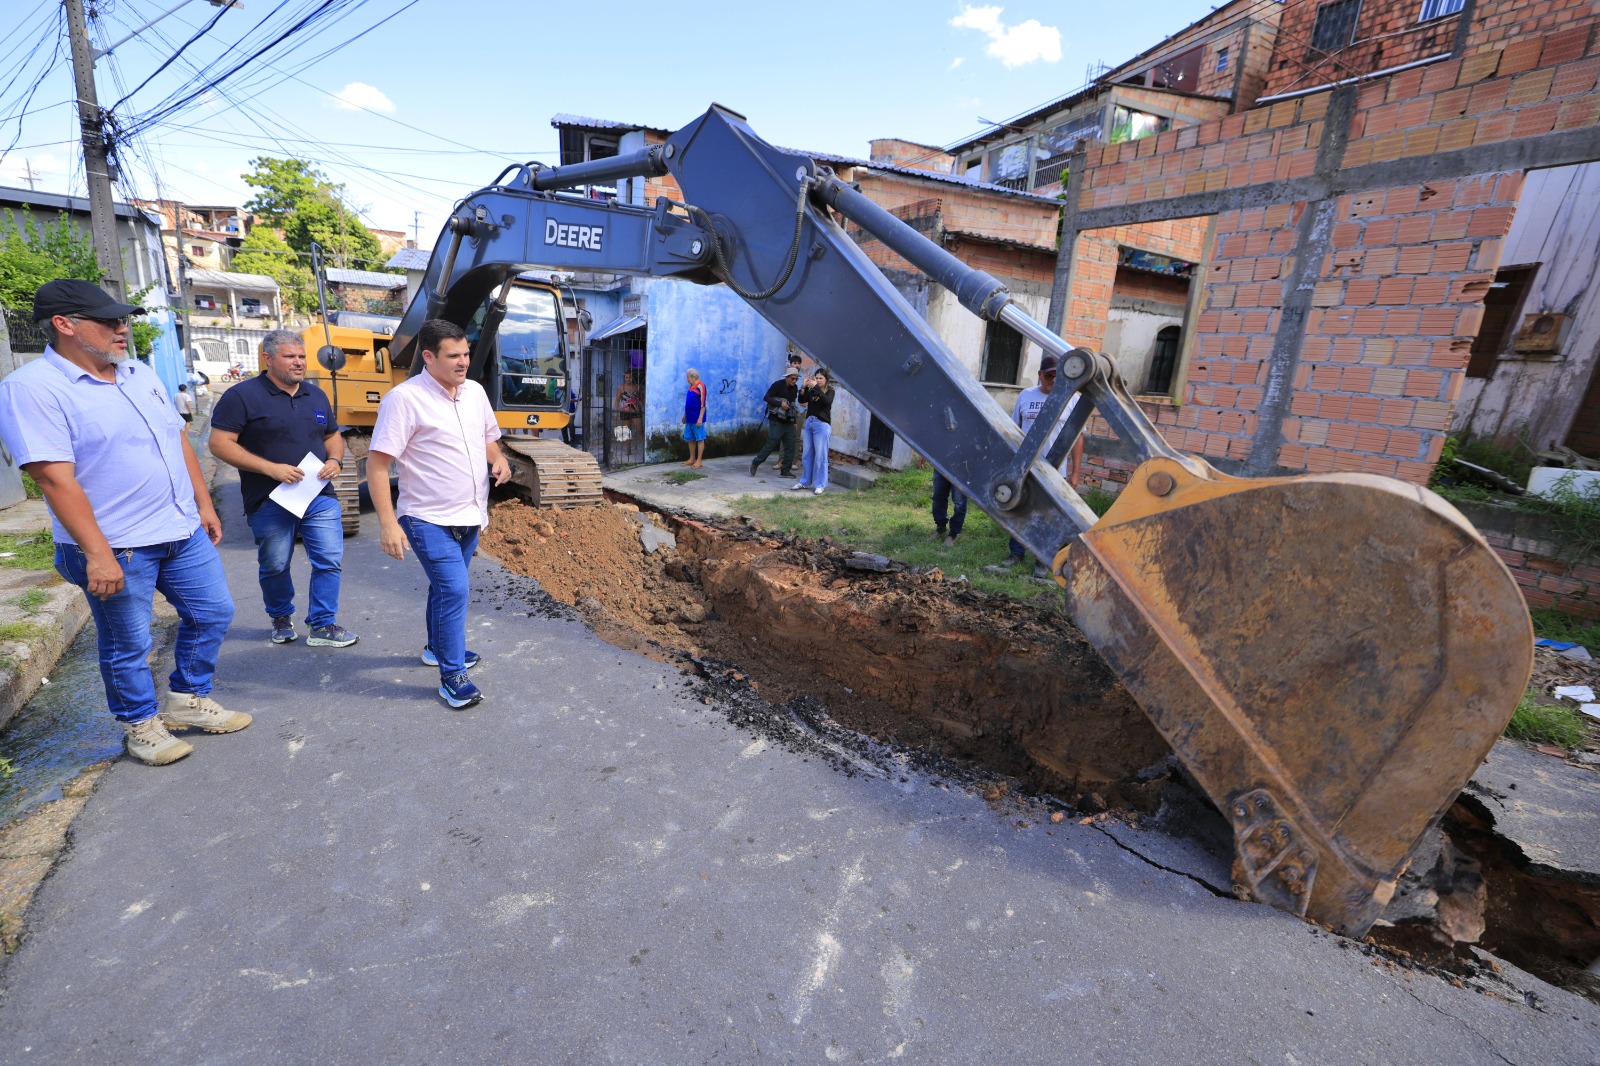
[311,105,1533,938]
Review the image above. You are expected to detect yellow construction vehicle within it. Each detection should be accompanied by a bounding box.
[302,277,601,535]
[315,106,1532,937]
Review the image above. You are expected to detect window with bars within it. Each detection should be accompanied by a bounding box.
[1419,0,1464,21]
[1309,0,1362,54]
[1216,47,1229,73]
[980,321,1024,385]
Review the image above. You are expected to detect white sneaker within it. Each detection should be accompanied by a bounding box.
[161,692,253,734]
[124,716,193,766]
[813,486,825,495]
[791,482,809,490]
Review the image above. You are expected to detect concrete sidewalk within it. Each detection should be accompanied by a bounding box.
[603,453,877,517]
[0,467,1594,1062]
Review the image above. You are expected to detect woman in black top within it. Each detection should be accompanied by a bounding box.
[795,367,836,495]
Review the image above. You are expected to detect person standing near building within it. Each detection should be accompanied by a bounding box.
[1001,353,1083,575]
[174,384,195,427]
[368,320,511,710]
[208,330,358,649]
[785,351,806,469]
[930,469,967,546]
[794,366,836,496]
[749,365,799,477]
[682,368,707,468]
[0,280,247,766]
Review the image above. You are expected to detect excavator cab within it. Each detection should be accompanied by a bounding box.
[464,279,574,420]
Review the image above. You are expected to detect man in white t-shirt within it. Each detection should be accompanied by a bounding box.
[1001,352,1084,574]
[368,319,511,710]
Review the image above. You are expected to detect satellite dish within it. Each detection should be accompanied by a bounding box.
[317,344,347,372]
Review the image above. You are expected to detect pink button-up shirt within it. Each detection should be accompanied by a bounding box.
[370,371,502,527]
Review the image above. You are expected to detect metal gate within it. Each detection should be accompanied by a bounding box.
[582,325,647,469]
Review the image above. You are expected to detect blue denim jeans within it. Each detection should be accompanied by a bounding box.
[55,527,235,724]
[802,417,831,489]
[931,470,967,537]
[246,494,344,627]
[400,516,479,679]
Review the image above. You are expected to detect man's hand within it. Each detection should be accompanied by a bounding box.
[85,549,125,600]
[317,459,341,482]
[378,517,407,561]
[198,501,223,544]
[269,462,305,484]
[490,454,511,486]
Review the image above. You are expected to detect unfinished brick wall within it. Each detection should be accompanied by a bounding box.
[1105,0,1282,104]
[1481,526,1600,618]
[1063,9,1600,486]
[1113,269,1191,305]
[869,139,954,172]
[1265,0,1464,98]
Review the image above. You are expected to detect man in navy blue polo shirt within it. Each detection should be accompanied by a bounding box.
[210,330,358,649]
[0,279,248,767]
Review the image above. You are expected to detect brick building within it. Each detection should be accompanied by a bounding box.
[1049,0,1600,487]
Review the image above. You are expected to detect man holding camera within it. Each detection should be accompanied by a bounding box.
[748,364,800,478]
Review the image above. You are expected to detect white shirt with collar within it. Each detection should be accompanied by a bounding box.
[370,371,502,527]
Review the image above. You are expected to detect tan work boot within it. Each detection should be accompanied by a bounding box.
[161,692,253,734]
[124,716,194,766]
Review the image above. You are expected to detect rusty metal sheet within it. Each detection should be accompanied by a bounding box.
[1060,458,1533,935]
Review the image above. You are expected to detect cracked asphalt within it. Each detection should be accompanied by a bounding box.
[1,471,1597,1063]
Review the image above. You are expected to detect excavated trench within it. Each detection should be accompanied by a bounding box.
[480,496,1600,1004]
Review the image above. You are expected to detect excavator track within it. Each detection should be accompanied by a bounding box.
[499,437,605,507]
[336,435,369,536]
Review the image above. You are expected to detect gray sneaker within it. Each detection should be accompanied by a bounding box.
[997,556,1024,569]
[161,692,253,734]
[270,616,297,644]
[124,716,194,766]
[307,624,359,648]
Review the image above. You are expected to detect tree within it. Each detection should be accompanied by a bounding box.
[231,226,316,313]
[241,156,391,271]
[0,210,101,311]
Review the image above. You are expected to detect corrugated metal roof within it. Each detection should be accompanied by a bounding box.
[385,247,432,271]
[550,113,666,132]
[187,268,279,293]
[324,267,406,288]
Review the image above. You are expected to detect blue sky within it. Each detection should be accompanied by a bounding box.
[0,0,1219,247]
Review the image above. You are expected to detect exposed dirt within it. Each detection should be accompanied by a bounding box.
[479,497,1172,804]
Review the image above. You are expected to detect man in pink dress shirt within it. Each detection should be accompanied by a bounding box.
[368,320,511,709]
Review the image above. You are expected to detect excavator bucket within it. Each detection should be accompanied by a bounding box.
[1061,457,1533,935]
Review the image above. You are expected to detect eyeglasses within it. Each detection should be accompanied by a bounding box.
[73,315,128,329]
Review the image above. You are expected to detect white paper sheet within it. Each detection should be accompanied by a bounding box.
[1581,704,1600,720]
[1554,684,1596,703]
[267,452,330,519]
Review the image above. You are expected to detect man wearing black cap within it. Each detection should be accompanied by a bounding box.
[749,364,800,478]
[0,279,248,767]
[1001,352,1084,577]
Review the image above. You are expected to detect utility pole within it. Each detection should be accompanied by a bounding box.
[64,0,126,299]
[21,161,37,191]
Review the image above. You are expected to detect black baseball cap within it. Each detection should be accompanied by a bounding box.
[1039,353,1060,374]
[32,279,145,323]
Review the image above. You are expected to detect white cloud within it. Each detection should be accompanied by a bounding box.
[950,5,1061,68]
[330,82,395,113]
[950,56,965,69]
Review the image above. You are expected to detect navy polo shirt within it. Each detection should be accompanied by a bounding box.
[210,374,337,515]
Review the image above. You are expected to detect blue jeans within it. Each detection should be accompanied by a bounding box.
[246,494,344,627]
[802,417,831,489]
[56,528,235,724]
[400,516,479,679]
[931,470,967,537]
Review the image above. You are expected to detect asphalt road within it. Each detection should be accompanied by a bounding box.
[1,473,1597,1064]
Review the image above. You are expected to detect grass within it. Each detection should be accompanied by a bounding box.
[1531,608,1600,649]
[12,588,48,613]
[0,757,12,778]
[1506,688,1590,748]
[664,470,707,485]
[0,532,53,571]
[19,472,40,500]
[0,622,48,643]
[737,466,1117,605]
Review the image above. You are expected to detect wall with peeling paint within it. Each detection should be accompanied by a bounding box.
[1453,161,1600,454]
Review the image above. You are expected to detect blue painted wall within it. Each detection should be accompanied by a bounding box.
[636,277,788,453]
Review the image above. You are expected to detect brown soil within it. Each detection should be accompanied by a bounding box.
[479,497,1172,802]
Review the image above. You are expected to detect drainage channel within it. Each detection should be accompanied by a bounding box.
[479,494,1600,1007]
